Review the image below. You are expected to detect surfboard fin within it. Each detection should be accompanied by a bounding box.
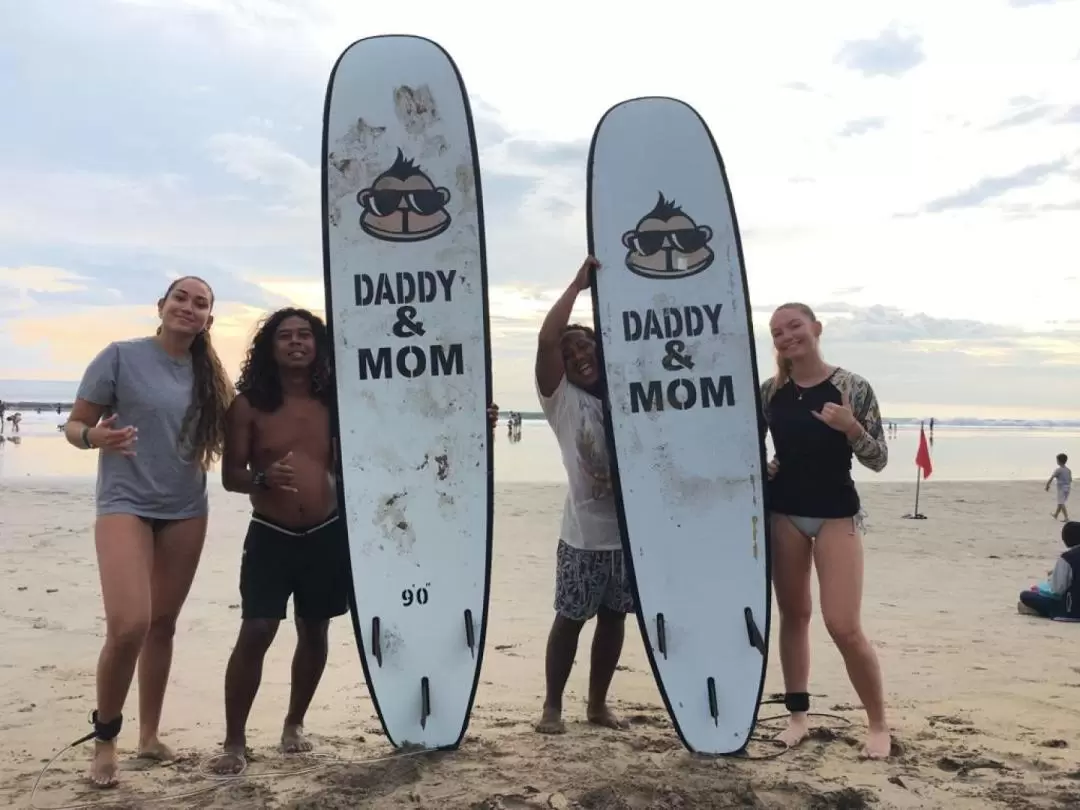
[655,613,668,660]
[420,676,431,730]
[743,607,765,655]
[706,677,719,726]
[464,609,476,658]
[371,616,383,667]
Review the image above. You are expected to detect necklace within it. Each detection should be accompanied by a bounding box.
[792,368,833,400]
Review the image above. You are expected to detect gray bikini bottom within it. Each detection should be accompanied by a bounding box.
[776,513,862,540]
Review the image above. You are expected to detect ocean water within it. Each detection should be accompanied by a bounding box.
[0,403,1075,485]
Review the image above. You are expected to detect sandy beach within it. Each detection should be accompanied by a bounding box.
[2,478,1078,810]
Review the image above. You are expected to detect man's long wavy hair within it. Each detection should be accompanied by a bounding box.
[236,308,334,412]
[158,276,234,471]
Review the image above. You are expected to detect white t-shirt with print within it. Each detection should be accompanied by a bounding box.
[537,375,621,551]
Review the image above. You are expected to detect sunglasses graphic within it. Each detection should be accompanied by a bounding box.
[627,228,710,256]
[358,188,447,217]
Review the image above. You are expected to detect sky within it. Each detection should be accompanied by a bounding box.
[1,0,1079,419]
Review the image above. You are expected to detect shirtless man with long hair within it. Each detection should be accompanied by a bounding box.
[213,307,500,771]
[213,308,345,771]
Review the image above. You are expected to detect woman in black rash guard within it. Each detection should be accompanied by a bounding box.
[760,302,892,760]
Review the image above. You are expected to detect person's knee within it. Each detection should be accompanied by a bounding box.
[237,619,279,653]
[595,605,627,627]
[822,614,863,649]
[146,613,179,642]
[106,613,150,652]
[296,619,330,650]
[776,589,813,624]
[551,613,586,638]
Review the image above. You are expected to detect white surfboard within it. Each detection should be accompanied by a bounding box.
[321,34,493,750]
[587,97,770,755]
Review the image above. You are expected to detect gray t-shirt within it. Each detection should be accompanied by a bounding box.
[77,337,209,519]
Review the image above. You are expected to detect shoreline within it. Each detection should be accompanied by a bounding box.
[0,475,1058,487]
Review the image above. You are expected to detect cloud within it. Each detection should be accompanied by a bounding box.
[921,158,1070,212]
[987,96,1080,128]
[2,0,1080,418]
[989,103,1059,129]
[1008,0,1060,6]
[205,133,318,207]
[1002,198,1080,215]
[835,26,926,78]
[749,302,1080,415]
[0,267,90,295]
[838,116,886,137]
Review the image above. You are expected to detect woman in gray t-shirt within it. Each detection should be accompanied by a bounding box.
[64,276,234,788]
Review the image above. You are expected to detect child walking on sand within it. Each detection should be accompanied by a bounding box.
[1047,453,1071,522]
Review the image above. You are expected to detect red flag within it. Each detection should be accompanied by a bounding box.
[915,424,933,479]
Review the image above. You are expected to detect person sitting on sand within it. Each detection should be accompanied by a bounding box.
[64,276,233,788]
[533,256,631,735]
[760,302,892,759]
[1046,453,1071,523]
[1018,521,1080,620]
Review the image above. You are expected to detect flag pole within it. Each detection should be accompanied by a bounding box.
[904,420,928,520]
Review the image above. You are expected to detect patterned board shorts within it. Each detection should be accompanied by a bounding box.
[1060,486,1071,506]
[554,539,635,622]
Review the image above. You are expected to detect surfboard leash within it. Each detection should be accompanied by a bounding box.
[735,693,853,761]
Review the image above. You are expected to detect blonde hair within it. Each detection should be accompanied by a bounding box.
[771,302,818,394]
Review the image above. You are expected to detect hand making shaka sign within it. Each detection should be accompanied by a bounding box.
[811,387,860,436]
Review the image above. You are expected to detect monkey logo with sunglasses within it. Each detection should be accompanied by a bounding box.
[357,149,452,242]
[621,192,715,279]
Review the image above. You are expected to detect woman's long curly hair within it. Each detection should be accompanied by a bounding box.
[159,276,234,471]
[236,307,334,412]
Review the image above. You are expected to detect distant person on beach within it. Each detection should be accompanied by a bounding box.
[760,302,892,760]
[1046,453,1071,522]
[213,308,345,773]
[534,255,631,735]
[1017,521,1080,620]
[64,276,233,788]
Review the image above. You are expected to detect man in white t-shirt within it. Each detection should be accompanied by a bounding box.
[534,255,633,735]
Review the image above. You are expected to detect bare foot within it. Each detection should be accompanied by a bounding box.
[209,742,248,776]
[137,738,176,762]
[775,713,810,748]
[862,726,892,760]
[281,724,314,754]
[587,704,629,730]
[88,740,119,788]
[534,704,566,734]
